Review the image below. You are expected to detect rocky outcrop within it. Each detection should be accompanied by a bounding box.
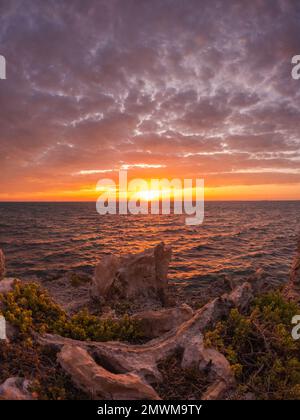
[132,304,193,339]
[199,348,233,400]
[38,282,253,400]
[0,377,33,400]
[0,278,16,295]
[285,238,300,301]
[228,281,253,311]
[57,345,160,400]
[0,249,5,280]
[0,315,6,340]
[0,250,16,295]
[92,242,172,305]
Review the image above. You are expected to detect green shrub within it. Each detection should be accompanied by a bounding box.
[63,310,143,342]
[0,281,143,342]
[0,281,145,400]
[204,292,300,400]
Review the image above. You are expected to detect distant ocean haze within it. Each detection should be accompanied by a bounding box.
[0,201,299,287]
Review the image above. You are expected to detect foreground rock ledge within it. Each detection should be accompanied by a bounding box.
[58,345,160,400]
[0,278,17,295]
[91,242,172,305]
[0,377,34,400]
[38,282,253,400]
[131,304,194,339]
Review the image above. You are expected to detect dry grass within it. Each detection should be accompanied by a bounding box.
[153,348,210,400]
[0,340,89,400]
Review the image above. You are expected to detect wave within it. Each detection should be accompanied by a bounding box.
[1,201,299,284]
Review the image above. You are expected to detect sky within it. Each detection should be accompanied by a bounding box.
[0,0,300,201]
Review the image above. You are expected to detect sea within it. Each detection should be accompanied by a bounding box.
[0,201,299,287]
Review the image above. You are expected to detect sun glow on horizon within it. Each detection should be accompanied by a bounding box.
[1,180,300,202]
[137,189,161,201]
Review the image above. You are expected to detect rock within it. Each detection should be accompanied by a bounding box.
[181,335,235,400]
[0,278,17,334]
[0,315,6,340]
[199,348,235,400]
[285,238,300,301]
[39,291,235,383]
[0,377,33,400]
[0,316,16,342]
[0,249,5,280]
[0,278,16,294]
[92,242,172,305]
[38,282,254,399]
[228,282,253,312]
[93,255,120,299]
[132,304,193,338]
[57,345,160,400]
[250,268,270,294]
[202,380,231,400]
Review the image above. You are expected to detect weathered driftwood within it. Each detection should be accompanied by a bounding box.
[38,282,253,400]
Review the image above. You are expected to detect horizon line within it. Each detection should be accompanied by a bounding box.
[1,199,300,203]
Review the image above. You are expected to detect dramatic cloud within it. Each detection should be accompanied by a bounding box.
[0,0,300,199]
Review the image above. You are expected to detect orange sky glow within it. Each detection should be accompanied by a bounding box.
[1,2,300,202]
[1,181,300,202]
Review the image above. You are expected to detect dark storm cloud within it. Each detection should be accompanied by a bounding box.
[1,0,300,196]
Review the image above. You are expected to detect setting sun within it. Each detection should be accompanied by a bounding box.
[138,190,160,201]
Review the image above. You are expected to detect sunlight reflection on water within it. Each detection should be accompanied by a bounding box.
[0,201,299,287]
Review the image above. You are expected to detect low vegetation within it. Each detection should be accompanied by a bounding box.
[0,341,89,400]
[153,348,210,400]
[204,291,300,400]
[1,282,300,400]
[0,281,144,399]
[0,281,143,342]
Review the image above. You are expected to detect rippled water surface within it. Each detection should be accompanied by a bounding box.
[0,201,299,287]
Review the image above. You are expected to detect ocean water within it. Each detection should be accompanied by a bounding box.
[0,201,299,287]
